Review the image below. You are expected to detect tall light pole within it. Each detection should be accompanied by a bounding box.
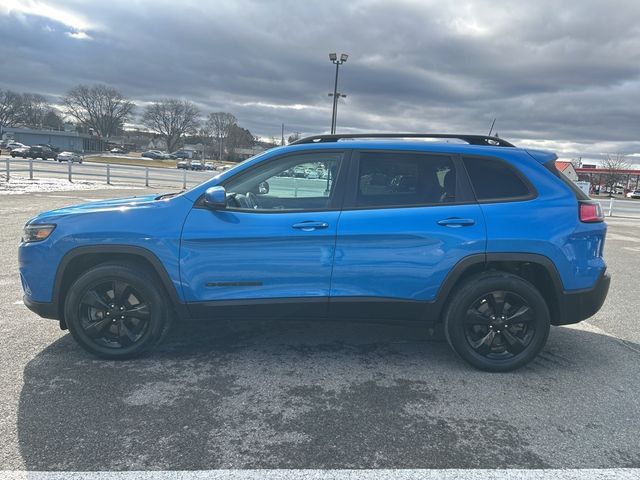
[328,53,348,134]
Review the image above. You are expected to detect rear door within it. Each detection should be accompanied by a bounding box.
[330,149,486,319]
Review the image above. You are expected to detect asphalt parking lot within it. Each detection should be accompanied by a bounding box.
[0,187,639,472]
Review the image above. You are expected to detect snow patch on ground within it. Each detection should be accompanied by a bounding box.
[0,175,141,195]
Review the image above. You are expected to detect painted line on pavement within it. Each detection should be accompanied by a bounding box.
[1,470,640,480]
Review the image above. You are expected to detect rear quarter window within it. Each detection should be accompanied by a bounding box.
[463,156,534,202]
[544,161,590,200]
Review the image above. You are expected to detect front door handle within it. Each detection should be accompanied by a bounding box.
[292,221,329,231]
[437,218,476,227]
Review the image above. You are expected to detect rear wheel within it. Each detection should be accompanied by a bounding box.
[64,263,171,359]
[443,272,550,372]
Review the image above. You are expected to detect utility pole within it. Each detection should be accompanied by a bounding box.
[328,53,348,134]
[281,123,284,146]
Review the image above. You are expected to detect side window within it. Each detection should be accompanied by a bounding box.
[224,152,343,211]
[463,156,532,201]
[355,152,457,207]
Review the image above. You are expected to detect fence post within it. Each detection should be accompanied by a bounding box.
[608,197,614,217]
[5,159,9,182]
[68,160,72,182]
[29,159,33,180]
[145,167,149,187]
[106,164,111,185]
[183,169,187,189]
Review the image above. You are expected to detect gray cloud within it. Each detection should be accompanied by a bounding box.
[1,0,640,162]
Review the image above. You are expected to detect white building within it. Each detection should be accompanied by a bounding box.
[555,161,579,182]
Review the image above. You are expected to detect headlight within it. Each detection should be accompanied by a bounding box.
[22,224,56,243]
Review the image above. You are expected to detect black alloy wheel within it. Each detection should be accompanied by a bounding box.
[64,262,171,359]
[463,290,535,359]
[444,272,550,372]
[77,280,151,349]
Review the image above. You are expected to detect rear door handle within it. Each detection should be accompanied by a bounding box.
[292,221,329,231]
[437,218,476,227]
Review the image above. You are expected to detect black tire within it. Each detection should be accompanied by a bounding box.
[64,262,172,359]
[443,271,550,372]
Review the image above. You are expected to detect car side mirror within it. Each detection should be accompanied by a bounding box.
[203,186,227,209]
[258,181,269,195]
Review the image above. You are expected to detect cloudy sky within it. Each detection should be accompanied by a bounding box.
[1,0,639,162]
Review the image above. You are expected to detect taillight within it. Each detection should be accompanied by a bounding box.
[579,201,604,223]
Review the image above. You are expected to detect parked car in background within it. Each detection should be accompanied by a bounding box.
[172,150,193,159]
[292,166,307,177]
[110,147,126,154]
[190,160,203,171]
[141,150,165,159]
[626,190,640,199]
[38,144,60,153]
[10,147,29,158]
[7,142,26,150]
[26,145,58,160]
[305,168,320,179]
[57,151,83,163]
[205,162,215,170]
[177,160,189,169]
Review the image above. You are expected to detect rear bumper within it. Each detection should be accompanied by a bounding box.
[23,294,58,320]
[555,270,611,325]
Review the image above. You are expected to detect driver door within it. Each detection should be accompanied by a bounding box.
[180,150,348,317]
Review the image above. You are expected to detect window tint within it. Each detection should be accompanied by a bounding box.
[463,156,532,201]
[355,152,457,207]
[225,152,343,211]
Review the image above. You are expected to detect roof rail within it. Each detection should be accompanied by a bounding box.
[290,133,516,147]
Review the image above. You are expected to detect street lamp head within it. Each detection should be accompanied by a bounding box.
[340,53,349,62]
[329,53,337,61]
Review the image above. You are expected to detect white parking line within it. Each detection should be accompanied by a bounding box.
[607,232,640,242]
[1,470,639,480]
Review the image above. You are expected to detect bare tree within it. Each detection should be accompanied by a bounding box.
[19,93,50,128]
[226,124,254,161]
[287,132,300,144]
[601,154,630,196]
[0,89,23,128]
[42,110,65,130]
[63,84,135,138]
[142,99,201,153]
[205,112,236,160]
[570,157,582,169]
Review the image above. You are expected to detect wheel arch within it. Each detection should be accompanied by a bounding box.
[434,253,563,325]
[53,245,186,327]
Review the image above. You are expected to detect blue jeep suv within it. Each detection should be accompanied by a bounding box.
[18,133,610,371]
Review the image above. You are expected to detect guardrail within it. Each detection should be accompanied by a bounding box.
[595,197,640,218]
[3,157,216,189]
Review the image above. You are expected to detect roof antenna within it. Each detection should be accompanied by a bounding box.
[488,118,496,136]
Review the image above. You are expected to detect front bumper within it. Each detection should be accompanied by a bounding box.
[555,269,611,325]
[23,294,58,320]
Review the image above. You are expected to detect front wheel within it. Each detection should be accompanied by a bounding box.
[64,262,172,359]
[443,272,550,372]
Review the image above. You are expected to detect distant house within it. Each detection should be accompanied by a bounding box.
[146,139,166,150]
[233,146,268,160]
[555,161,579,182]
